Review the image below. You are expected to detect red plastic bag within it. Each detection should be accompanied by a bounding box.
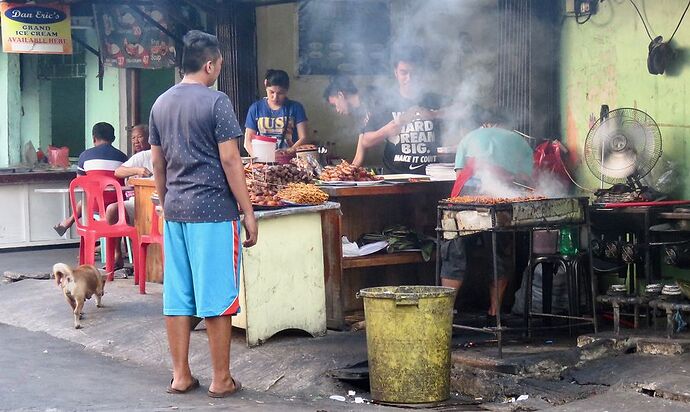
[533,140,570,184]
[47,145,70,168]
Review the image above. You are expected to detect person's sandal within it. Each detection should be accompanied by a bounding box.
[207,378,242,398]
[166,377,200,394]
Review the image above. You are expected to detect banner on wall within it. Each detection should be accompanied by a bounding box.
[298,0,391,75]
[93,4,177,69]
[1,3,73,54]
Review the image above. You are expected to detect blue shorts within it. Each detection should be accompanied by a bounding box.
[163,220,242,318]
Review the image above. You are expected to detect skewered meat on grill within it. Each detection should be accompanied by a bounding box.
[443,195,547,205]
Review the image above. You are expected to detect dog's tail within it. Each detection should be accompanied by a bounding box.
[52,263,73,287]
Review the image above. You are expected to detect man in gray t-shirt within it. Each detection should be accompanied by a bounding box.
[151,30,257,398]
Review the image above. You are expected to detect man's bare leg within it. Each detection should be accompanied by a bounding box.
[488,277,510,316]
[441,278,463,299]
[205,315,237,394]
[105,203,124,268]
[54,201,83,235]
[166,315,195,390]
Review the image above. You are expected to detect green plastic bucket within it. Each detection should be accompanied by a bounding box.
[358,285,455,404]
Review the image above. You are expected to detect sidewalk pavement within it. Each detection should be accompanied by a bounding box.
[0,246,370,404]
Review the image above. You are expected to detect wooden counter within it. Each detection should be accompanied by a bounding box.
[320,180,454,329]
[129,178,162,282]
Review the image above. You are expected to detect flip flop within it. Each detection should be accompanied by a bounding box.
[101,263,124,272]
[53,224,68,237]
[166,377,200,394]
[207,378,242,398]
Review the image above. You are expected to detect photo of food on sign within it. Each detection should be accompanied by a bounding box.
[93,5,179,69]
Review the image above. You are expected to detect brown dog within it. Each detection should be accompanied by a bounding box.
[53,263,106,329]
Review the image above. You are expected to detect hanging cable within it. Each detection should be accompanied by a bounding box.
[629,0,654,41]
[630,0,690,43]
[669,0,690,43]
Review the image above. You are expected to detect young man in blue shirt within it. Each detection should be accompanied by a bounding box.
[150,30,257,398]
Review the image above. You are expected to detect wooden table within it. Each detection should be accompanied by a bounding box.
[128,180,338,346]
[129,178,162,282]
[320,180,454,329]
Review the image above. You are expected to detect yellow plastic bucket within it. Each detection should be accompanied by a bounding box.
[358,285,455,404]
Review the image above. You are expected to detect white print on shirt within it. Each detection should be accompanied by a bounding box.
[390,112,437,165]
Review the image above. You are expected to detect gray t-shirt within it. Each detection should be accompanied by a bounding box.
[149,83,243,222]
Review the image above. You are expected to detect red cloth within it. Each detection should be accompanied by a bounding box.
[450,158,476,197]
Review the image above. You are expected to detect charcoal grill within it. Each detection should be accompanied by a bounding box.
[439,197,589,237]
[435,196,596,358]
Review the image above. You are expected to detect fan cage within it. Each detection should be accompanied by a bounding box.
[584,107,662,185]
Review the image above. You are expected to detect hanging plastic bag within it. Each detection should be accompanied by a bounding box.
[23,142,38,165]
[533,140,571,195]
[47,145,70,168]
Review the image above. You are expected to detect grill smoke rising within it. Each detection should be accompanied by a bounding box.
[349,1,566,198]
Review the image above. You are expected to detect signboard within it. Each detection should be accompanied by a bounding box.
[298,0,390,75]
[93,4,176,69]
[1,3,73,54]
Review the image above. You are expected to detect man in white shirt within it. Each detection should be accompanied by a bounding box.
[106,124,152,270]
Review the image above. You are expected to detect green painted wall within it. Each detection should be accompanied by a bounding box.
[139,68,174,126]
[561,0,690,282]
[51,78,86,155]
[560,0,690,198]
[84,29,121,150]
[0,52,21,167]
[19,56,52,151]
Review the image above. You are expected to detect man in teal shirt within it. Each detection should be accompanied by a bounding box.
[441,108,533,325]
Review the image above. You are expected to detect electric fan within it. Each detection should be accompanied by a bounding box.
[584,107,663,204]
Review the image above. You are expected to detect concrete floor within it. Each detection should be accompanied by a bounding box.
[0,323,384,412]
[3,247,690,411]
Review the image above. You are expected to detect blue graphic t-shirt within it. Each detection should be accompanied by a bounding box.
[245,98,308,149]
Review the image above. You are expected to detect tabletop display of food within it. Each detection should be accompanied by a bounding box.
[319,160,380,182]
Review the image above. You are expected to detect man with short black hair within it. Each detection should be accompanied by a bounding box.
[53,122,127,236]
[150,29,257,398]
[355,46,446,173]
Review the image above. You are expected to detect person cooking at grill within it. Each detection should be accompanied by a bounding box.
[440,107,534,325]
[354,47,447,174]
[244,69,309,156]
[323,75,373,135]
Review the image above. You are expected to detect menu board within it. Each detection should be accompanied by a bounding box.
[298,0,390,75]
[93,4,176,69]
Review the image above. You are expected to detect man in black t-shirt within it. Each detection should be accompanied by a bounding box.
[355,47,446,174]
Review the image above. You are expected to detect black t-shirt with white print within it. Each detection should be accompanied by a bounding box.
[364,91,443,174]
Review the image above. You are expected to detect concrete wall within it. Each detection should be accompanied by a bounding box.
[255,1,498,165]
[560,0,690,198]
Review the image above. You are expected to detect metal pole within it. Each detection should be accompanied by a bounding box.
[587,209,599,333]
[436,207,442,287]
[493,230,503,359]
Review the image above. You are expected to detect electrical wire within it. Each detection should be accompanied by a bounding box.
[630,0,690,43]
[557,152,596,193]
[669,0,690,43]
[629,0,654,41]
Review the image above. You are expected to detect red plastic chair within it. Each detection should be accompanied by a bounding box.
[69,174,140,282]
[136,202,164,294]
